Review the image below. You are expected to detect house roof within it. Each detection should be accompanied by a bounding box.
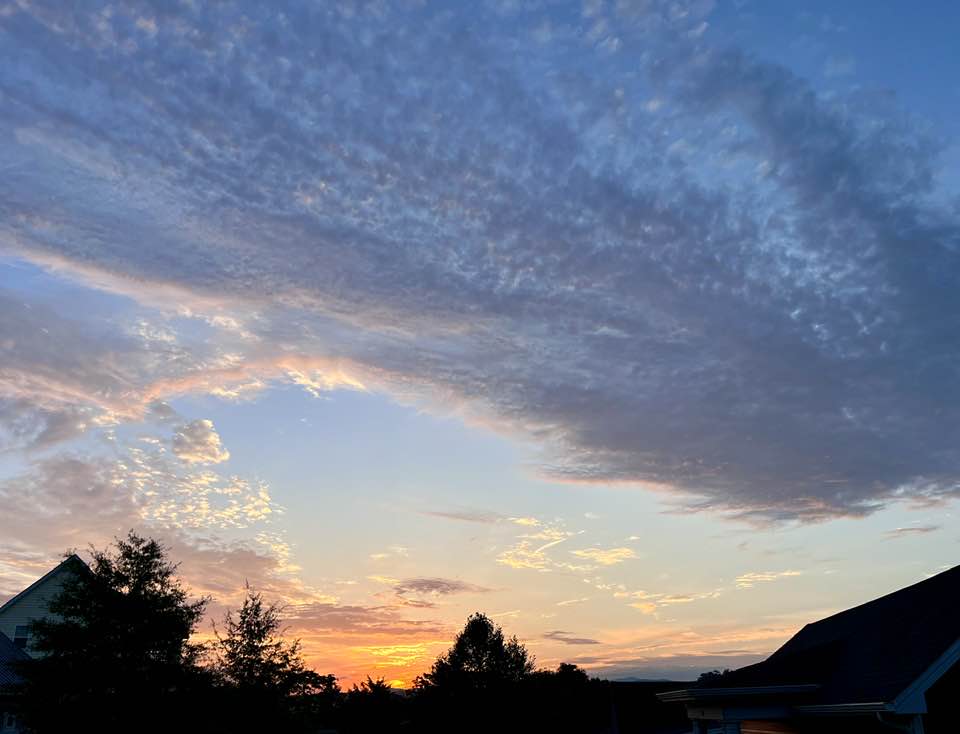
[0,553,88,616]
[0,631,29,689]
[705,563,960,706]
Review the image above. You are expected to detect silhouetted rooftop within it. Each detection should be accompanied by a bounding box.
[710,563,960,705]
[0,554,87,616]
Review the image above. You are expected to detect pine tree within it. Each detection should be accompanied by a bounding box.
[212,584,337,731]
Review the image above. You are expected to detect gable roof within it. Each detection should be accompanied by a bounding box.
[0,554,88,617]
[711,563,960,707]
[0,631,29,689]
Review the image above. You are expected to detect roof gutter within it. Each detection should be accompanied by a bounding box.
[657,684,820,704]
[795,702,893,714]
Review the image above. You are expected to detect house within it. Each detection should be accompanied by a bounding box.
[658,563,960,734]
[0,554,88,656]
[0,632,29,733]
[0,555,89,734]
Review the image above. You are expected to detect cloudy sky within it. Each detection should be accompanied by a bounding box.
[1,0,958,686]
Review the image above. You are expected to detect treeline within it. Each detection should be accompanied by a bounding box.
[13,533,616,734]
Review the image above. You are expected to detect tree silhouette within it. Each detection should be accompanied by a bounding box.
[214,583,325,696]
[16,532,210,734]
[415,612,534,692]
[523,663,602,732]
[212,584,338,731]
[350,675,393,698]
[414,613,535,732]
[341,676,406,732]
[697,668,734,686]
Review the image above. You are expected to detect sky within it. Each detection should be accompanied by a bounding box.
[1,0,959,687]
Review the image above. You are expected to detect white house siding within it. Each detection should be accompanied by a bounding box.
[0,565,75,656]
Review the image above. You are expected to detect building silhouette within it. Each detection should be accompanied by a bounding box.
[659,563,960,733]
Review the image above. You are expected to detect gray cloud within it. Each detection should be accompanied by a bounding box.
[421,510,506,524]
[543,630,600,646]
[0,291,142,423]
[393,577,491,598]
[1,1,959,523]
[0,454,140,551]
[0,284,277,441]
[882,525,941,540]
[0,398,90,453]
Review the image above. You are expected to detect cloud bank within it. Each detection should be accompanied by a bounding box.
[0,0,958,526]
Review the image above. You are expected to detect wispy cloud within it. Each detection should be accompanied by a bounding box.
[497,541,555,571]
[543,630,600,646]
[496,521,578,571]
[735,571,804,589]
[509,517,542,527]
[570,548,636,566]
[419,510,541,528]
[618,586,723,615]
[393,577,491,598]
[369,546,409,561]
[421,509,505,524]
[883,525,941,540]
[823,54,856,78]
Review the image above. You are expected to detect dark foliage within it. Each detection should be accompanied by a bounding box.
[11,540,686,734]
[697,668,734,686]
[340,676,409,733]
[414,611,534,692]
[410,613,615,733]
[211,584,339,732]
[15,533,213,734]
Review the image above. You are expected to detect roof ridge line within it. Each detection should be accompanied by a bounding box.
[0,553,87,615]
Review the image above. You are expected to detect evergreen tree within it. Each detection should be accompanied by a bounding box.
[212,584,337,731]
[17,532,210,734]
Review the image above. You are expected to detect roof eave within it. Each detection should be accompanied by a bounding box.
[891,635,960,714]
[795,702,892,715]
[657,684,820,704]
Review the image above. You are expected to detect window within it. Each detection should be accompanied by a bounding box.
[13,624,30,649]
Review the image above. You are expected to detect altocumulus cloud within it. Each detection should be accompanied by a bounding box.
[0,0,959,524]
[172,419,231,465]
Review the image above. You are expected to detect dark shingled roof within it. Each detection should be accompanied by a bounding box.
[0,631,29,689]
[713,563,960,705]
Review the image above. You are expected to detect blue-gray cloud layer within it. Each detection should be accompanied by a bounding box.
[2,1,959,522]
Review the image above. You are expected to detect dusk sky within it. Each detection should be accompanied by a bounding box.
[1,0,958,687]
